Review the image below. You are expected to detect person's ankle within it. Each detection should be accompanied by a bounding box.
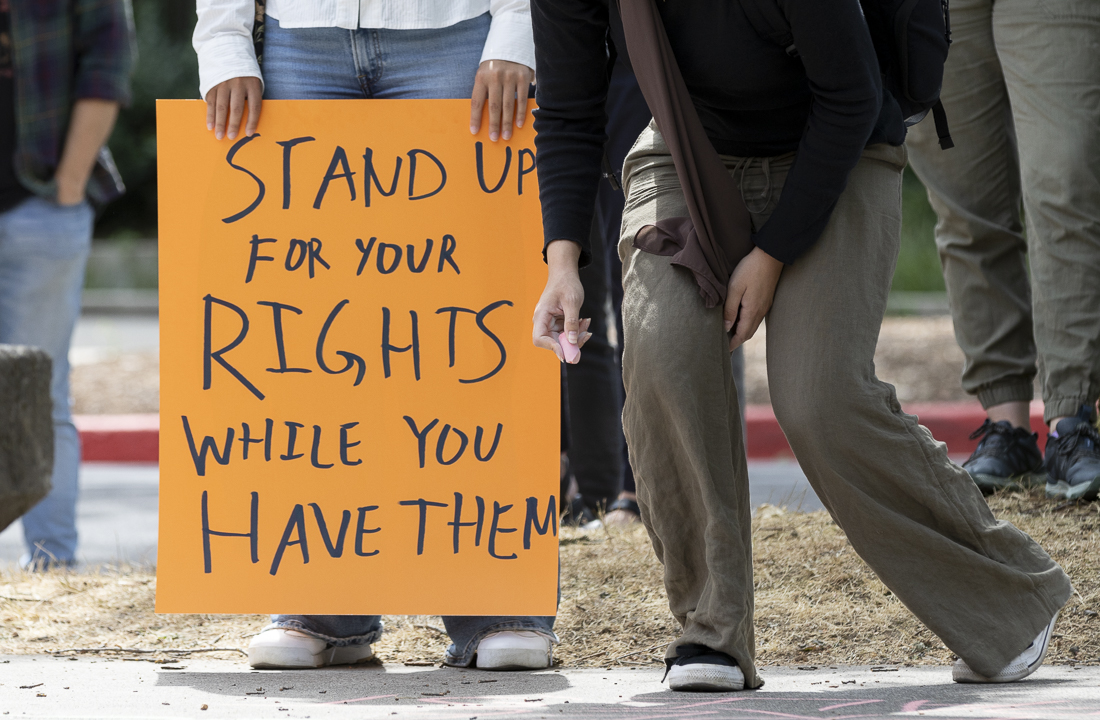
[986,401,1031,430]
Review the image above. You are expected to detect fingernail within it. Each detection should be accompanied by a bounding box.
[470,125,477,134]
[724,321,733,332]
[582,332,593,342]
[228,131,237,140]
[207,123,213,131]
[568,331,578,344]
[503,130,512,140]
[490,131,499,142]
[517,119,524,128]
[215,130,223,140]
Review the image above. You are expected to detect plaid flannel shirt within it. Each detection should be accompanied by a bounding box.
[9,0,134,203]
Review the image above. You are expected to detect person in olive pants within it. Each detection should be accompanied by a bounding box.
[907,0,1100,501]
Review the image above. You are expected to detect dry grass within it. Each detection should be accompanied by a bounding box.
[71,351,159,415]
[2,491,1096,668]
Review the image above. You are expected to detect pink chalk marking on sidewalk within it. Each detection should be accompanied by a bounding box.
[621,712,719,720]
[320,694,395,705]
[734,709,821,720]
[901,700,930,713]
[446,710,535,718]
[674,697,748,709]
[975,701,1067,711]
[818,700,883,712]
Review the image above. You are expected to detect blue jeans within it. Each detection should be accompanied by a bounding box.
[262,13,555,667]
[0,196,93,566]
[263,14,490,100]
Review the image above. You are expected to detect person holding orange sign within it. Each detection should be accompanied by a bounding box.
[193,0,557,671]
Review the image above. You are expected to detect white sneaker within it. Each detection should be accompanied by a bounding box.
[667,660,745,692]
[247,626,374,669]
[952,611,1058,683]
[475,631,553,670]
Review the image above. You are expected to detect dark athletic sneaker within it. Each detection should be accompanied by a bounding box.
[1044,405,1100,501]
[962,419,1045,494]
[665,644,745,691]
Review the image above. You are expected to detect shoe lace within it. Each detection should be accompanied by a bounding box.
[967,420,1039,469]
[1060,420,1100,460]
[968,419,998,442]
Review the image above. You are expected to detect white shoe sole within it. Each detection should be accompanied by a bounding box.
[475,646,552,670]
[1046,477,1100,501]
[667,663,745,691]
[248,643,373,669]
[953,611,1057,683]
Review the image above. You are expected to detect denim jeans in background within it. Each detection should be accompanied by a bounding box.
[261,13,555,666]
[262,14,490,100]
[0,196,94,567]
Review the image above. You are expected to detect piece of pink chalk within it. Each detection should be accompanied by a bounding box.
[558,331,581,363]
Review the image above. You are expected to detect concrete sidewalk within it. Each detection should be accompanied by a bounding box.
[2,656,1097,719]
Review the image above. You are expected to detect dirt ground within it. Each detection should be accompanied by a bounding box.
[3,491,1096,669]
[72,316,983,415]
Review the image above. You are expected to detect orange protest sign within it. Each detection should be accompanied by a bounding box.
[155,100,559,616]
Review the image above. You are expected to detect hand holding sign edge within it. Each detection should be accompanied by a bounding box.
[206,76,264,140]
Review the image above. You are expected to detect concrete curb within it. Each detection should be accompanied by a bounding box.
[76,401,1047,464]
[76,413,159,463]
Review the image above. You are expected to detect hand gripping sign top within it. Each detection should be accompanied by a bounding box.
[155,100,559,616]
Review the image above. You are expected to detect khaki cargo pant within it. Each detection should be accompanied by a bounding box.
[906,0,1100,422]
[619,123,1071,688]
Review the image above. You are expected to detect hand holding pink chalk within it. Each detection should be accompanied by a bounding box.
[558,331,581,363]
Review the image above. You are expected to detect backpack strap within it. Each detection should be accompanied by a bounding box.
[738,0,799,57]
[931,100,954,150]
[601,151,622,191]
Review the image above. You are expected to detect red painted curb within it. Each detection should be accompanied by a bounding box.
[76,414,159,463]
[76,401,1047,464]
[746,401,1047,459]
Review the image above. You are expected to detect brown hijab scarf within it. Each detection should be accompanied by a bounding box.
[616,0,756,309]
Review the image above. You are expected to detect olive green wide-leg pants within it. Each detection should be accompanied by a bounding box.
[618,125,1071,689]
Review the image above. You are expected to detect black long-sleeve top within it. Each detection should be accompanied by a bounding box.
[532,0,904,266]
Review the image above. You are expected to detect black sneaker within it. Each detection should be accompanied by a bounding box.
[962,420,1045,494]
[665,644,745,691]
[560,493,597,527]
[1044,404,1100,501]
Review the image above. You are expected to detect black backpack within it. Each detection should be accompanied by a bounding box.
[740,0,955,150]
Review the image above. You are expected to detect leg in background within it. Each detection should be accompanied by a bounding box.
[906,0,1045,493]
[564,217,623,513]
[0,197,93,568]
[995,0,1100,424]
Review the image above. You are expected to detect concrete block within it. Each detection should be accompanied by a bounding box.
[0,345,54,533]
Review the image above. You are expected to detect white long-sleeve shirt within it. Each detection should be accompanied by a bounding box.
[194,0,535,100]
